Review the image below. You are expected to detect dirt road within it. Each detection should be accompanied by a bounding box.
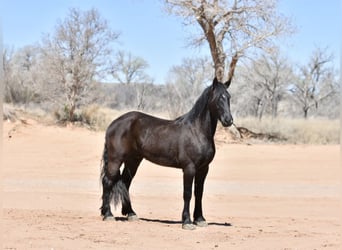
[3,120,341,249]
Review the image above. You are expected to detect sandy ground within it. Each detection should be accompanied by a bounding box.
[2,120,341,249]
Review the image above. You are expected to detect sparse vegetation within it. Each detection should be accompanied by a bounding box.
[4,102,340,144]
[235,117,340,144]
[3,104,17,122]
[53,104,126,130]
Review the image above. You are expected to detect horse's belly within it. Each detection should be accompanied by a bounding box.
[143,151,181,168]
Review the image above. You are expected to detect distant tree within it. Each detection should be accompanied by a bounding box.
[315,83,340,119]
[41,8,119,121]
[289,48,337,119]
[164,0,293,84]
[111,50,152,84]
[166,57,212,117]
[3,47,14,103]
[242,50,292,119]
[110,50,154,110]
[3,45,42,104]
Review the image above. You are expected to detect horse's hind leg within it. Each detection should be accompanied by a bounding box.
[121,157,142,220]
[101,158,122,220]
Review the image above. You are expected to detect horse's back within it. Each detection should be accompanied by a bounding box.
[106,111,169,136]
[105,111,170,155]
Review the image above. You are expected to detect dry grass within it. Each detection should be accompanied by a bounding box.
[3,103,55,123]
[3,104,340,144]
[3,104,120,130]
[51,105,127,130]
[76,105,125,131]
[3,104,17,122]
[87,110,340,144]
[235,117,340,144]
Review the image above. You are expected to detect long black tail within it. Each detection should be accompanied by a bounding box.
[100,143,130,209]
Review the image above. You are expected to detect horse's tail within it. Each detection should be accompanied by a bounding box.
[100,143,130,209]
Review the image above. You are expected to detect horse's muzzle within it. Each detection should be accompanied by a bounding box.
[221,117,234,127]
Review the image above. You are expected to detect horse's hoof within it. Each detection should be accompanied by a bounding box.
[182,223,196,230]
[103,216,115,221]
[194,220,208,227]
[127,214,139,222]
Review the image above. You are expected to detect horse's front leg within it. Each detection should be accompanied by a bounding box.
[193,165,209,227]
[182,166,196,230]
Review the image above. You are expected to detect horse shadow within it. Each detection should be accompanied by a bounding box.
[115,217,232,227]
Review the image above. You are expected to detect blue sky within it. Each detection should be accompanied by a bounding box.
[2,0,340,83]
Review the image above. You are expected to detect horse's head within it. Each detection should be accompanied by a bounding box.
[209,77,234,127]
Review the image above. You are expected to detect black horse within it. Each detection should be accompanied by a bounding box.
[100,77,233,230]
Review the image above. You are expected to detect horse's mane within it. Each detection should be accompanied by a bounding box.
[175,86,211,124]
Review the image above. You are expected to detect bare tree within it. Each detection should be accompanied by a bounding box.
[242,50,292,119]
[289,48,336,119]
[3,47,14,103]
[41,8,119,121]
[111,50,152,84]
[166,57,212,117]
[164,0,293,83]
[110,50,154,110]
[3,45,42,104]
[315,83,340,119]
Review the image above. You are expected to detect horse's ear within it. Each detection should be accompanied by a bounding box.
[224,79,231,89]
[212,77,219,88]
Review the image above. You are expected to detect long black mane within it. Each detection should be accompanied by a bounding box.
[175,86,211,124]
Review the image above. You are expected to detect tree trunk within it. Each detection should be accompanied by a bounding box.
[226,54,239,86]
[207,37,239,84]
[271,96,278,119]
[69,102,76,121]
[303,107,308,119]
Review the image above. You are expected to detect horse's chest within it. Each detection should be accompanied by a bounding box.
[187,140,215,165]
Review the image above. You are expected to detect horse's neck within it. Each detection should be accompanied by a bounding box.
[178,88,218,139]
[195,107,218,140]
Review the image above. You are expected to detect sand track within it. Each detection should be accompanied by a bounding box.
[3,121,341,249]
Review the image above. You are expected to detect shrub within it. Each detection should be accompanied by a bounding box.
[53,104,125,130]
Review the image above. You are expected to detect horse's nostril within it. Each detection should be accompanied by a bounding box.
[221,117,233,127]
[225,118,233,127]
